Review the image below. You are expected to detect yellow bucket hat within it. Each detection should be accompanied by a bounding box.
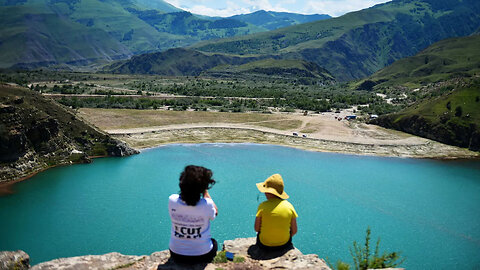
[256,174,289,199]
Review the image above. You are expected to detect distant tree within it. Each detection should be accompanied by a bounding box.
[446,101,451,110]
[476,96,479,102]
[455,106,463,117]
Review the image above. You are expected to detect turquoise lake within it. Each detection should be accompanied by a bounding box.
[1,143,480,269]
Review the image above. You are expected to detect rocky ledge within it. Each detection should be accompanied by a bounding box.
[0,84,138,184]
[0,238,332,270]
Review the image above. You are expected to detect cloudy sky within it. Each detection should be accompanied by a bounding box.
[163,0,391,17]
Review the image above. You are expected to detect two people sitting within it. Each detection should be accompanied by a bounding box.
[167,165,298,264]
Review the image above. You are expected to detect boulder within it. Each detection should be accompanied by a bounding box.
[0,250,30,270]
[0,238,333,270]
[223,237,331,270]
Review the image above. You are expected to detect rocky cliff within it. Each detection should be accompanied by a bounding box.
[0,238,331,270]
[0,84,138,184]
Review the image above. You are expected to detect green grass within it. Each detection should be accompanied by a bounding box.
[212,251,228,263]
[403,86,480,123]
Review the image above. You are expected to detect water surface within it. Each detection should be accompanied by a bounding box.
[1,144,479,269]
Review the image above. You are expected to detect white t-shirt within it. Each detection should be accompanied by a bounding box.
[168,194,217,256]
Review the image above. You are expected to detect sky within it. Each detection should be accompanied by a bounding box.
[163,0,391,17]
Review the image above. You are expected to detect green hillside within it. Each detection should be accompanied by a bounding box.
[103,48,262,76]
[0,4,132,69]
[192,0,480,81]
[204,59,335,84]
[363,34,480,88]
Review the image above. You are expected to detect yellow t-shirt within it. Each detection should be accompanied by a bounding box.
[256,198,298,246]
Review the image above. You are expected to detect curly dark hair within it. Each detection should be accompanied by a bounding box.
[179,165,216,206]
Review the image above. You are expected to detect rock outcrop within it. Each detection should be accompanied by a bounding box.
[0,238,331,270]
[0,250,30,270]
[0,84,139,184]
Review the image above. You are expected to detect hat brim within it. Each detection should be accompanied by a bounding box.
[256,182,289,199]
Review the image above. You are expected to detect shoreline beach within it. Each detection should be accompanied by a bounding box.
[109,125,478,159]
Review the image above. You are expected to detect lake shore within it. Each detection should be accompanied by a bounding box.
[109,125,478,159]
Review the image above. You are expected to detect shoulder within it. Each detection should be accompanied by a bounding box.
[169,194,180,203]
[258,200,269,209]
[281,200,296,209]
[200,197,215,208]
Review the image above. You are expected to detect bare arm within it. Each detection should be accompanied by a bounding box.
[254,216,262,232]
[290,217,297,236]
[203,190,218,216]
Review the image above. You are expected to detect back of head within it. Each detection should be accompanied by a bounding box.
[179,165,215,206]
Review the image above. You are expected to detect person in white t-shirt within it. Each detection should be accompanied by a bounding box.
[168,165,219,264]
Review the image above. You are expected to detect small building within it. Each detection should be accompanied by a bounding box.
[370,114,379,119]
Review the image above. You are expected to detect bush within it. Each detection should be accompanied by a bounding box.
[455,106,463,117]
[332,227,404,270]
[213,251,228,263]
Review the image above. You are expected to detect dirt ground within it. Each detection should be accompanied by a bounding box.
[79,108,479,159]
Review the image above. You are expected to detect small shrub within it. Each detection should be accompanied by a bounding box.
[233,256,245,263]
[350,227,404,270]
[336,261,351,270]
[331,227,404,270]
[213,251,228,263]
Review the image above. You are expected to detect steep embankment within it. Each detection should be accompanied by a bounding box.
[0,84,138,184]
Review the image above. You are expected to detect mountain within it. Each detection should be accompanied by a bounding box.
[0,84,138,182]
[192,0,480,81]
[0,0,329,69]
[230,10,331,31]
[368,35,480,151]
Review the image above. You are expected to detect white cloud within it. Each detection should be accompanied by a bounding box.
[186,4,253,17]
[163,0,392,17]
[304,0,389,16]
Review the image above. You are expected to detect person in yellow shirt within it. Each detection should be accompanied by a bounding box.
[254,174,298,250]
